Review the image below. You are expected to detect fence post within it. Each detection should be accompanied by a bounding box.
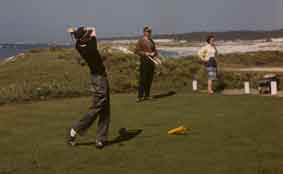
[192,80,198,91]
[271,81,278,95]
[244,81,250,94]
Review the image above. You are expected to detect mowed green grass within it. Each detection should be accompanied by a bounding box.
[0,94,282,174]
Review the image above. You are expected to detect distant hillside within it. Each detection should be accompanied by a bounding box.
[102,29,283,42]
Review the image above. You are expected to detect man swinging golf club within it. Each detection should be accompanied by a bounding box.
[135,26,159,102]
[67,26,110,149]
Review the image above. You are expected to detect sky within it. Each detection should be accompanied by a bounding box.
[0,0,282,42]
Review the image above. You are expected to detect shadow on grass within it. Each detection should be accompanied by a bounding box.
[76,128,143,147]
[152,91,176,99]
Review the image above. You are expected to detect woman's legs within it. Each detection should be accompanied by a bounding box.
[206,58,217,94]
[208,79,214,94]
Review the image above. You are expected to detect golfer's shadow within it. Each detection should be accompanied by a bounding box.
[152,90,176,99]
[76,128,143,147]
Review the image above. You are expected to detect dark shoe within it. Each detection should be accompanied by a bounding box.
[136,98,143,103]
[144,96,152,101]
[67,136,77,147]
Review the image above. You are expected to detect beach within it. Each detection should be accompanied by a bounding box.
[159,38,283,57]
[1,37,282,60]
[102,38,283,58]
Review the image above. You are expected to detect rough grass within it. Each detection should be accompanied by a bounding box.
[0,48,282,105]
[0,94,282,174]
[0,48,204,104]
[218,51,283,68]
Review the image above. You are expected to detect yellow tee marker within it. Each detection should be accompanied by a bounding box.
[168,126,187,135]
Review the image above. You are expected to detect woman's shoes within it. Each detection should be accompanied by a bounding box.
[143,96,153,100]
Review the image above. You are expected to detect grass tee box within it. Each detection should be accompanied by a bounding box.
[0,94,282,174]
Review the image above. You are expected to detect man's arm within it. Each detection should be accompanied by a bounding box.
[151,39,159,57]
[75,36,97,66]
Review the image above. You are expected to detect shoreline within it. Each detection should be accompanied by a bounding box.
[0,53,25,64]
[0,48,26,60]
[104,37,283,57]
[0,38,282,60]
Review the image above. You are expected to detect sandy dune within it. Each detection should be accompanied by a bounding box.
[159,38,283,57]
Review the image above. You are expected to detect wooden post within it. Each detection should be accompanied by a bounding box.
[244,81,250,94]
[192,80,198,91]
[271,81,278,95]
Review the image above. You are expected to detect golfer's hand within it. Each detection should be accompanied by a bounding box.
[79,60,86,66]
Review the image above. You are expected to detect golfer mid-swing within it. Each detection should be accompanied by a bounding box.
[67,27,110,148]
[135,26,158,102]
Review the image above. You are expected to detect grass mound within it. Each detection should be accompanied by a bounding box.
[0,48,282,104]
[218,51,283,68]
[0,48,203,104]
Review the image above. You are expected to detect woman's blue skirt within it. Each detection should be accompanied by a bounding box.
[206,57,217,80]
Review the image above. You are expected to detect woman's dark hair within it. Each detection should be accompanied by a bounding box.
[206,35,215,43]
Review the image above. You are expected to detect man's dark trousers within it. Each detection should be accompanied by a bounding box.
[138,57,155,98]
[73,74,110,142]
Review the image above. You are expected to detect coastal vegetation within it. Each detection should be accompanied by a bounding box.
[0,48,282,105]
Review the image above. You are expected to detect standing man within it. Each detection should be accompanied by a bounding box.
[67,27,110,149]
[135,26,159,102]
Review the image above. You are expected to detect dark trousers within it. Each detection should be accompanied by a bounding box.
[73,74,110,141]
[138,58,155,98]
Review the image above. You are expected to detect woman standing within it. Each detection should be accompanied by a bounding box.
[198,35,218,94]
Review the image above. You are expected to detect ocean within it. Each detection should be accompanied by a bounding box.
[0,48,26,59]
[158,50,179,58]
[0,44,179,60]
[0,44,50,59]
